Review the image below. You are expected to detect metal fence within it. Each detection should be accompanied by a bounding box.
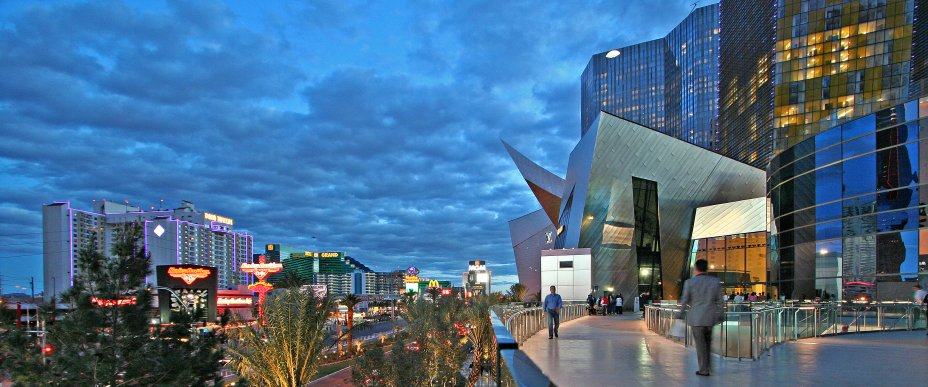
[645,301,927,360]
[501,303,587,344]
[486,303,587,386]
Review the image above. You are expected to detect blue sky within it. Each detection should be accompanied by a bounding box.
[0,0,705,293]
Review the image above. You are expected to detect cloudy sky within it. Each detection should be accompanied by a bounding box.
[0,0,705,293]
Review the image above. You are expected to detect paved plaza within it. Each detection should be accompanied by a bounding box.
[521,315,928,386]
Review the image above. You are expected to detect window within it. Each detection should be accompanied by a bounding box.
[559,260,574,269]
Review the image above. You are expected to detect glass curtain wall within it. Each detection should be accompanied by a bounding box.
[691,232,769,295]
[768,97,928,300]
[772,0,915,152]
[633,177,663,299]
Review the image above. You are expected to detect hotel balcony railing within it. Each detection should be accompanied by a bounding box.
[644,301,928,360]
[488,302,586,386]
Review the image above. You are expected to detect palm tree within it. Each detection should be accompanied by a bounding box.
[402,289,417,305]
[508,283,527,302]
[464,296,494,384]
[227,289,334,386]
[342,294,360,355]
[426,287,441,301]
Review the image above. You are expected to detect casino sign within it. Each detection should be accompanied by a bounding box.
[156,264,217,324]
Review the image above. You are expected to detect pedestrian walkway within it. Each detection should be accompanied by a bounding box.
[520,315,928,386]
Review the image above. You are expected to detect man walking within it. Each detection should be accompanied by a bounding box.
[679,259,723,376]
[544,285,563,339]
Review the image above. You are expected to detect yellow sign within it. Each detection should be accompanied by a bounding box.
[428,280,440,288]
[204,212,234,225]
[318,252,341,258]
[267,244,275,251]
[404,275,419,284]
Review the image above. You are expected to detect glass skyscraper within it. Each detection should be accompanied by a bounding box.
[772,0,916,153]
[768,97,928,300]
[719,0,777,168]
[580,3,720,150]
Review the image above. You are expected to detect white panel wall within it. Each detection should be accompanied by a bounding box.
[540,252,592,301]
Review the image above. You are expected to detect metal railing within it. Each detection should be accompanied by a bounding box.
[645,301,927,360]
[486,303,587,386]
[501,303,586,344]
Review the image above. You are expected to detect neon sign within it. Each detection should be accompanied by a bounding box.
[318,252,341,258]
[241,255,282,321]
[217,296,253,308]
[167,267,212,285]
[91,296,137,307]
[428,280,440,288]
[203,212,233,225]
[240,261,283,281]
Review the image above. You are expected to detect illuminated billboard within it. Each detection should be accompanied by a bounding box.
[156,264,217,323]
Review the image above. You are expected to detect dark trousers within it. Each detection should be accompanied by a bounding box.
[547,310,560,338]
[691,326,713,374]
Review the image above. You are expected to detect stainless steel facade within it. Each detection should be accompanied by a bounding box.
[555,112,766,300]
[508,209,556,299]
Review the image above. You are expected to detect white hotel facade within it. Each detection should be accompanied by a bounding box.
[43,200,252,298]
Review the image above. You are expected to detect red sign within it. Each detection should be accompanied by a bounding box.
[240,255,283,281]
[248,281,274,293]
[167,267,212,285]
[91,296,137,307]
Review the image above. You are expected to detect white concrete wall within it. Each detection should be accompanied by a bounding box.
[540,252,591,301]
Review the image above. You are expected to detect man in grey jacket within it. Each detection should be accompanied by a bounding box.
[679,259,722,376]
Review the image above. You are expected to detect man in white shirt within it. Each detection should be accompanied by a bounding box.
[915,284,928,336]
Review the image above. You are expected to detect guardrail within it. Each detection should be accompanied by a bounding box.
[502,303,586,344]
[487,303,587,386]
[645,301,927,360]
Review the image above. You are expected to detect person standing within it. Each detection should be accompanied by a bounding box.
[915,284,928,335]
[544,285,563,339]
[679,259,723,377]
[616,293,624,315]
[587,293,596,316]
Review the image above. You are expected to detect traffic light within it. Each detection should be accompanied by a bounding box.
[42,343,54,356]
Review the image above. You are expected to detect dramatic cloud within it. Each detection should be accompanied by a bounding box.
[0,0,703,292]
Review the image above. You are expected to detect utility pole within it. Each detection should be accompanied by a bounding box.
[31,277,36,331]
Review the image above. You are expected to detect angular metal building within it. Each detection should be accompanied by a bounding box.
[507,112,766,302]
[507,209,556,298]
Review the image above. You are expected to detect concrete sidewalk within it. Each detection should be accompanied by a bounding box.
[520,315,928,386]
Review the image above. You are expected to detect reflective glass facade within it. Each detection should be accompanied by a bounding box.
[773,0,916,153]
[719,0,776,168]
[632,178,663,298]
[768,97,928,300]
[580,3,720,150]
[690,232,769,294]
